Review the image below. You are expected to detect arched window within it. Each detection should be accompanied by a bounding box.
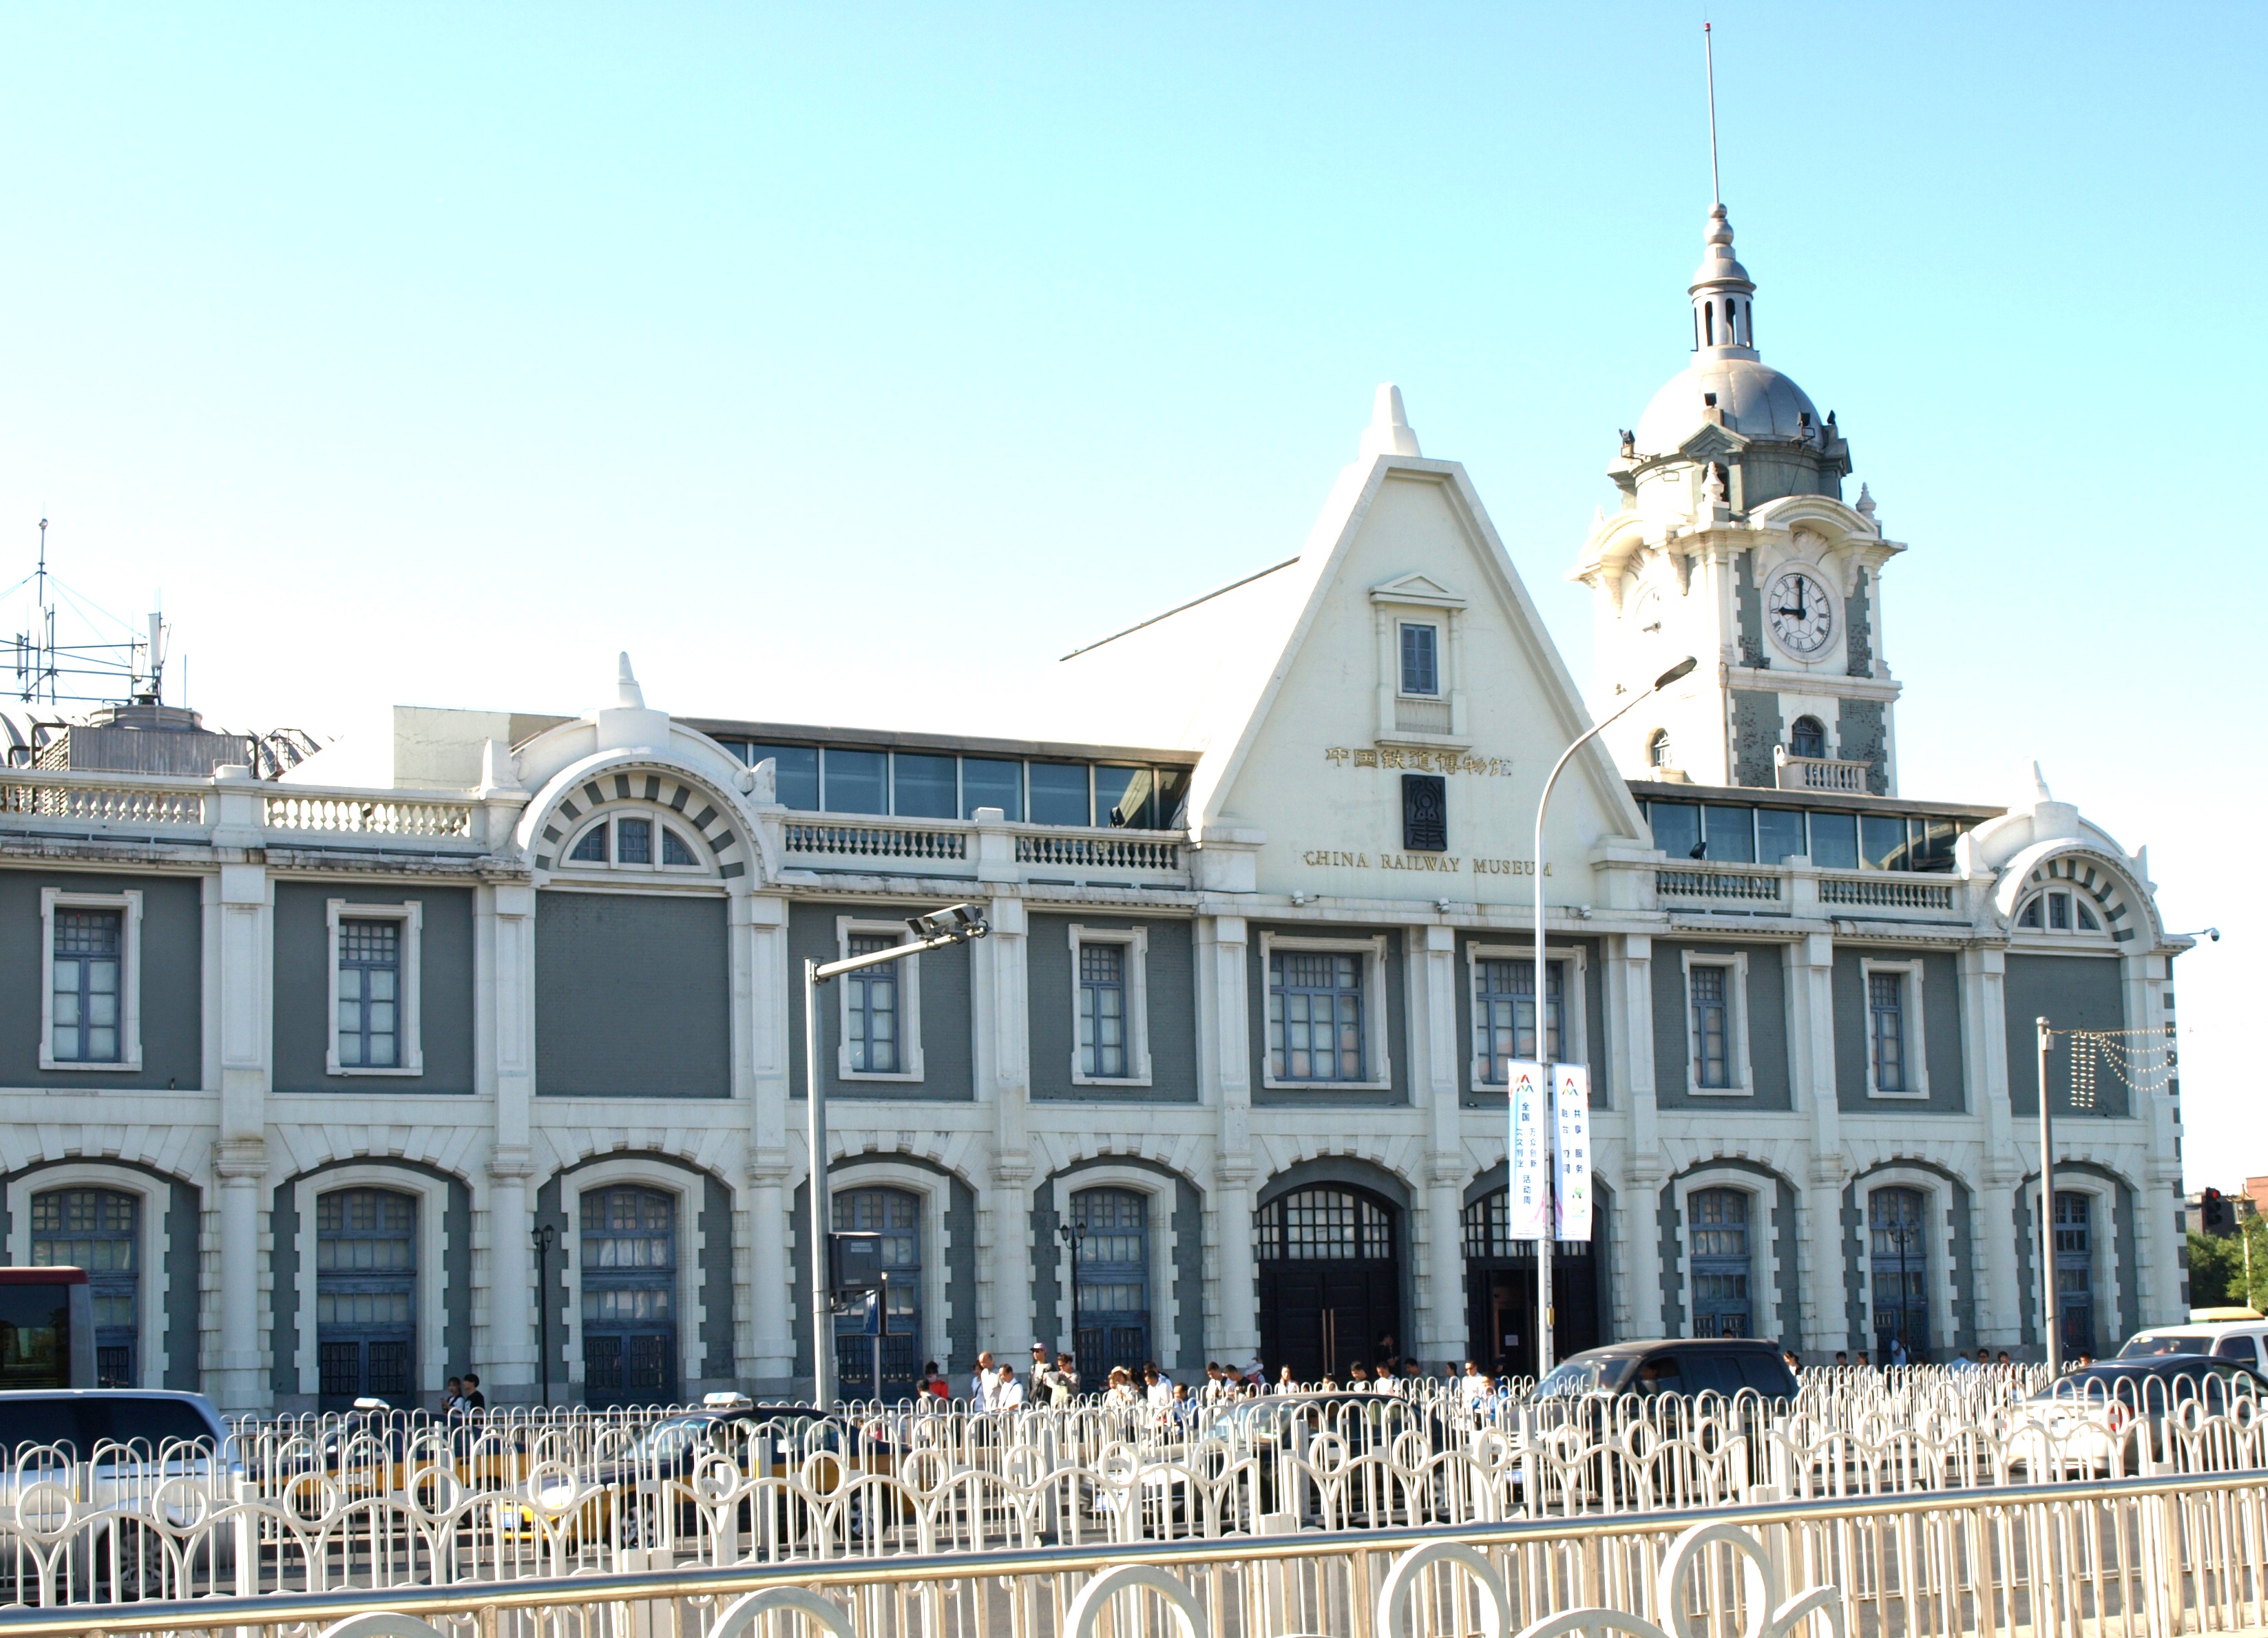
[832,1187,921,1397]
[581,1186,677,1407]
[2016,890,2103,933]
[1869,1188,1930,1361]
[32,1188,138,1386]
[1257,1188,1392,1261]
[317,1188,417,1408]
[1688,1189,1752,1338]
[1071,1187,1150,1377]
[1789,717,1826,760]
[1648,730,1674,770]
[562,810,704,871]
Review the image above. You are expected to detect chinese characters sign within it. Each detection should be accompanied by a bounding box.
[1553,1064,1592,1243]
[1506,1060,1548,1242]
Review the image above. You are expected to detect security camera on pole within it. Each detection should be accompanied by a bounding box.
[1513,657,1696,1379]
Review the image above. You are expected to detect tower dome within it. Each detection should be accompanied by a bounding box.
[1617,204,1849,510]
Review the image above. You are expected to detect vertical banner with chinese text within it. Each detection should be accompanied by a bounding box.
[1553,1064,1592,1242]
[1507,1060,1549,1241]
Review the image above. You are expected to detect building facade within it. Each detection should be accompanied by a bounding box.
[0,205,2190,1410]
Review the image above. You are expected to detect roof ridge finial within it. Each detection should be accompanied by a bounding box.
[1703,19,1722,207]
[616,651,646,711]
[1358,384,1422,461]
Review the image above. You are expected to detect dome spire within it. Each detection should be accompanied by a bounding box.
[1690,204,1758,359]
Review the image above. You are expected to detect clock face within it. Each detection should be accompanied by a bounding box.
[1765,569,1834,657]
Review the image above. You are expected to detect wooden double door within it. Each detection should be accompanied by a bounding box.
[1259,1263,1400,1383]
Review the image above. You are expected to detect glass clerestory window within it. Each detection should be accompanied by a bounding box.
[337,918,401,1069]
[1475,957,1564,1080]
[1400,623,1440,696]
[1690,965,1732,1089]
[1647,801,1972,874]
[728,743,1192,830]
[51,907,123,1064]
[1268,951,1366,1082]
[1078,942,1128,1078]
[846,933,902,1074]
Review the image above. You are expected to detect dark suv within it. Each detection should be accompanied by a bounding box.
[1535,1339,1798,1403]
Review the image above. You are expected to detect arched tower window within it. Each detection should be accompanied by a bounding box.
[1648,730,1674,770]
[1789,717,1826,759]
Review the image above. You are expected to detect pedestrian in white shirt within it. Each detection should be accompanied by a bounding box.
[1143,1364,1172,1417]
[993,1364,1025,1411]
[969,1351,995,1407]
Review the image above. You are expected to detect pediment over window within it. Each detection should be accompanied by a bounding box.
[1675,423,1750,462]
[1367,573,1466,609]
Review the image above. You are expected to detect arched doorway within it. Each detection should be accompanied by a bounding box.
[1071,1186,1151,1376]
[1257,1184,1399,1383]
[832,1186,922,1398]
[31,1188,138,1387]
[581,1186,678,1407]
[1869,1187,1931,1361]
[316,1188,417,1409]
[1461,1189,1599,1380]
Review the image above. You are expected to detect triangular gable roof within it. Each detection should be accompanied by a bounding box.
[1186,452,1649,844]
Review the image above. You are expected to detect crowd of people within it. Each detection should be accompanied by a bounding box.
[905,1343,1494,1417]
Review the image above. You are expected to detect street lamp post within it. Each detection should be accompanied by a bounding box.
[1058,1217,1084,1372]
[530,1224,556,1408]
[2038,1016,2059,1376]
[1531,655,1697,1379]
[808,903,988,1410]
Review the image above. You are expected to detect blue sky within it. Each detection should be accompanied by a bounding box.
[0,3,2257,1183]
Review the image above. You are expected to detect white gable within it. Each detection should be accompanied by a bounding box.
[1185,452,1648,905]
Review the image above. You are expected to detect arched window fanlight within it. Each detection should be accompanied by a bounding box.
[1789,717,1827,759]
[2017,890,2102,934]
[565,812,704,870]
[1648,729,1674,769]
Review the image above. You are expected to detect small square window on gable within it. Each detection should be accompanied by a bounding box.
[1369,575,1469,746]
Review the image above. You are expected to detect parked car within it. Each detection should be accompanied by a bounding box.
[2013,1357,2267,1476]
[1533,1339,1798,1412]
[2118,1319,2268,1375]
[0,1389,240,1597]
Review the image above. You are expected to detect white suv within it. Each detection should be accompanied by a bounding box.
[2118,1320,2268,1374]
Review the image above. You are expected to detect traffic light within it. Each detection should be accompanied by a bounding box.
[2201,1188,2234,1237]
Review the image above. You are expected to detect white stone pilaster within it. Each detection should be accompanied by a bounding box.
[984,896,1031,1354]
[1960,945,2020,1347]
[1609,933,1662,1338]
[1208,916,1257,1356]
[745,894,795,1381]
[1790,932,1848,1354]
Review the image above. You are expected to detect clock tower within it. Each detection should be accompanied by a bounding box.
[1571,204,1904,796]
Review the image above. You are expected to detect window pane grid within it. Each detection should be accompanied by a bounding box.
[846,933,901,1073]
[1869,972,1907,1091]
[1690,965,1730,1088]
[337,918,402,1070]
[1078,942,1128,1078]
[1475,958,1564,1081]
[52,907,124,1064]
[1269,952,1366,1082]
[1255,1189,1389,1261]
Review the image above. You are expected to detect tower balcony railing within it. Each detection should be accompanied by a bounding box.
[1774,747,1874,794]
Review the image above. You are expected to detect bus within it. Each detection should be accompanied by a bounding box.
[0,1268,96,1389]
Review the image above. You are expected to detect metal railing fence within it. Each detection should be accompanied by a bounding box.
[0,1469,2258,1638]
[0,1365,2258,1607]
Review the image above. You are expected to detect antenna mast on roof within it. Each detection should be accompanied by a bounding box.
[1703,19,1722,205]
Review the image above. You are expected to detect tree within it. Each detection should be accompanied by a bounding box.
[2188,1218,2268,1312]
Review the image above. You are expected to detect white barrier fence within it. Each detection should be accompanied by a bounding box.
[0,1368,2258,1607]
[0,1471,2259,1638]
